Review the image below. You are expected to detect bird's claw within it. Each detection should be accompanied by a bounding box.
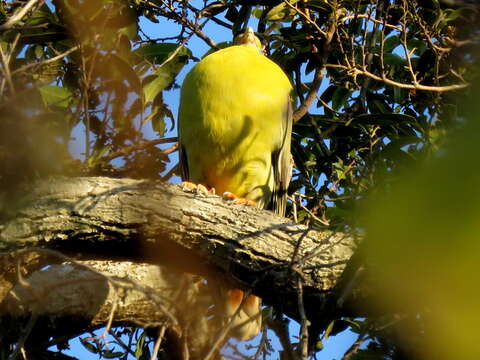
[222,192,257,206]
[181,181,215,195]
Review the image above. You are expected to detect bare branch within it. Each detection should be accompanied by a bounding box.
[12,46,80,75]
[0,0,44,30]
[325,64,469,92]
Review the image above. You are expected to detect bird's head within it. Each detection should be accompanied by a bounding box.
[234,27,264,53]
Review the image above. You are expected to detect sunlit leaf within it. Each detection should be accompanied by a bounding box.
[142,45,191,104]
[134,332,145,359]
[265,0,299,21]
[39,85,72,108]
[135,43,190,65]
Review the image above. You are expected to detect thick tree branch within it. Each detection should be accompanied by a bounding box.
[0,177,358,341]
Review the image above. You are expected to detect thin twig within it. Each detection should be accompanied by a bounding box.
[325,64,468,92]
[148,0,217,49]
[284,0,326,37]
[151,325,167,360]
[292,6,337,122]
[0,33,20,94]
[108,329,137,357]
[12,45,80,74]
[341,331,368,360]
[266,316,296,360]
[96,288,118,342]
[7,313,38,360]
[400,0,417,83]
[297,201,330,226]
[297,276,309,360]
[0,0,44,30]
[337,266,364,308]
[102,138,178,162]
[340,14,402,31]
[293,68,325,122]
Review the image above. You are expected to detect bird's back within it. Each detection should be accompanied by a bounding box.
[179,44,291,209]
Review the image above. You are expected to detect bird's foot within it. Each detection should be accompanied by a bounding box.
[181,181,215,195]
[222,192,257,206]
[226,289,261,316]
[225,289,262,341]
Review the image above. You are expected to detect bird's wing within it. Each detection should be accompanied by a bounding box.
[271,98,293,217]
[178,142,189,181]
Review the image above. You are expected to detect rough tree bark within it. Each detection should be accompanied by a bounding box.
[0,177,360,355]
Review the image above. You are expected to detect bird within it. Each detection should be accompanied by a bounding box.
[178,26,292,341]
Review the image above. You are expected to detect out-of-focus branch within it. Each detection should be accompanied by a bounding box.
[12,46,80,75]
[0,0,44,30]
[101,137,178,162]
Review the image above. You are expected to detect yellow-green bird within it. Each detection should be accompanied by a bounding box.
[178,27,292,340]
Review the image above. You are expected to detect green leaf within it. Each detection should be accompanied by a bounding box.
[265,1,299,21]
[380,137,421,160]
[104,53,141,91]
[103,350,124,358]
[87,144,111,166]
[142,45,191,104]
[348,113,416,127]
[225,6,239,23]
[383,35,400,53]
[118,21,138,41]
[319,85,337,104]
[383,53,406,68]
[306,0,332,11]
[332,87,350,111]
[200,1,228,17]
[393,85,404,103]
[252,8,263,19]
[34,44,44,58]
[25,4,56,26]
[135,332,145,359]
[143,73,170,104]
[135,43,190,65]
[232,5,251,34]
[20,29,68,45]
[202,41,231,58]
[322,320,335,342]
[407,38,427,56]
[152,116,166,136]
[139,346,151,360]
[79,338,99,354]
[443,8,464,23]
[39,85,72,108]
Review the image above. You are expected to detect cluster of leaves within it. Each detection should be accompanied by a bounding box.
[79,328,157,360]
[0,0,190,200]
[284,0,479,230]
